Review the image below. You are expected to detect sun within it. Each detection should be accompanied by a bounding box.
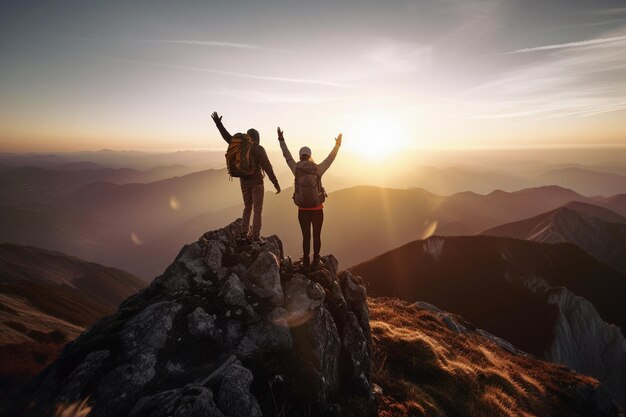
[342,111,409,160]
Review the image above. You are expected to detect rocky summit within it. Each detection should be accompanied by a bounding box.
[5,220,375,417]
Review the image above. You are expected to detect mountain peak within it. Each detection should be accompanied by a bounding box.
[5,220,375,417]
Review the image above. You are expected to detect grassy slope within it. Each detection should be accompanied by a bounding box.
[370,297,616,417]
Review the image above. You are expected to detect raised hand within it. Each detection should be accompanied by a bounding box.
[335,133,342,146]
[277,127,284,140]
[211,111,222,123]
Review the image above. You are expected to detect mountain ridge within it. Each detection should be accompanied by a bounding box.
[482,202,626,273]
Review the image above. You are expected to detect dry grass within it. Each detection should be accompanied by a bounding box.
[54,398,92,417]
[369,297,604,417]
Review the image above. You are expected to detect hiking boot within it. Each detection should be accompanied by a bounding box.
[311,254,322,271]
[301,255,310,271]
[236,234,251,245]
[251,236,267,245]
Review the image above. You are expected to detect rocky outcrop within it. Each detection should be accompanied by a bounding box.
[4,220,375,417]
[544,287,626,405]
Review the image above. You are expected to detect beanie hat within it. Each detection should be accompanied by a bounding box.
[299,146,312,157]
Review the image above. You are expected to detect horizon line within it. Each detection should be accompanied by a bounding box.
[2,143,626,155]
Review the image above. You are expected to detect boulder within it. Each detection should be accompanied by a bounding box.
[187,307,223,343]
[130,386,225,417]
[245,251,284,307]
[216,363,262,417]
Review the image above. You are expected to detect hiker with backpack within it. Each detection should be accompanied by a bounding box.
[212,111,281,243]
[277,127,342,270]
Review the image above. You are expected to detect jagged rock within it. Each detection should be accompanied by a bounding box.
[339,270,372,354]
[59,350,110,402]
[219,273,246,306]
[4,220,375,417]
[121,301,183,358]
[308,269,333,288]
[544,287,626,405]
[413,301,441,312]
[204,240,225,273]
[245,251,284,306]
[442,314,466,333]
[130,386,225,417]
[236,317,293,358]
[259,235,283,259]
[216,363,262,417]
[291,306,342,403]
[342,312,371,395]
[187,307,222,343]
[284,274,325,320]
[96,350,159,415]
[476,329,521,355]
[320,255,340,281]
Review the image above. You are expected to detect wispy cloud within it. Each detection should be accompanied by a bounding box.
[459,30,626,119]
[506,34,626,54]
[590,7,626,16]
[81,54,353,88]
[538,18,626,32]
[207,89,340,104]
[57,35,284,51]
[366,40,432,74]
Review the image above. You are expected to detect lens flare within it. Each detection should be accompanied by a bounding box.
[169,195,181,211]
[421,220,438,239]
[130,232,143,246]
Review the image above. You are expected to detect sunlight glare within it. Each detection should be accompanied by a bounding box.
[342,111,409,160]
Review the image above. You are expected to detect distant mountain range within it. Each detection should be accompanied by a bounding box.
[483,201,626,273]
[0,165,196,206]
[260,185,625,269]
[0,244,145,392]
[0,150,226,170]
[350,235,626,405]
[537,167,626,197]
[2,174,624,278]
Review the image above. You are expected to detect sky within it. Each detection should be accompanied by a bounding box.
[1,0,626,158]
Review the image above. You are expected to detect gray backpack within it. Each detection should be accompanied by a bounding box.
[293,160,326,208]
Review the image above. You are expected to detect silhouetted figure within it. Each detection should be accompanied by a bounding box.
[278,127,341,270]
[212,112,281,243]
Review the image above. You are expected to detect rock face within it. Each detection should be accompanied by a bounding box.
[4,220,375,417]
[544,287,626,405]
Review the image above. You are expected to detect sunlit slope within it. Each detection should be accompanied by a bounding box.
[370,297,618,417]
[0,244,145,397]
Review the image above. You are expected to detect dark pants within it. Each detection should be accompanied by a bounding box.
[298,209,324,257]
[241,183,264,238]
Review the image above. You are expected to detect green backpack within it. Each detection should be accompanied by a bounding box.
[225,133,257,177]
[293,160,326,208]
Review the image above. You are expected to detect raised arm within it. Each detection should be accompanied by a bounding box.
[317,133,342,175]
[211,111,232,144]
[277,127,297,174]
